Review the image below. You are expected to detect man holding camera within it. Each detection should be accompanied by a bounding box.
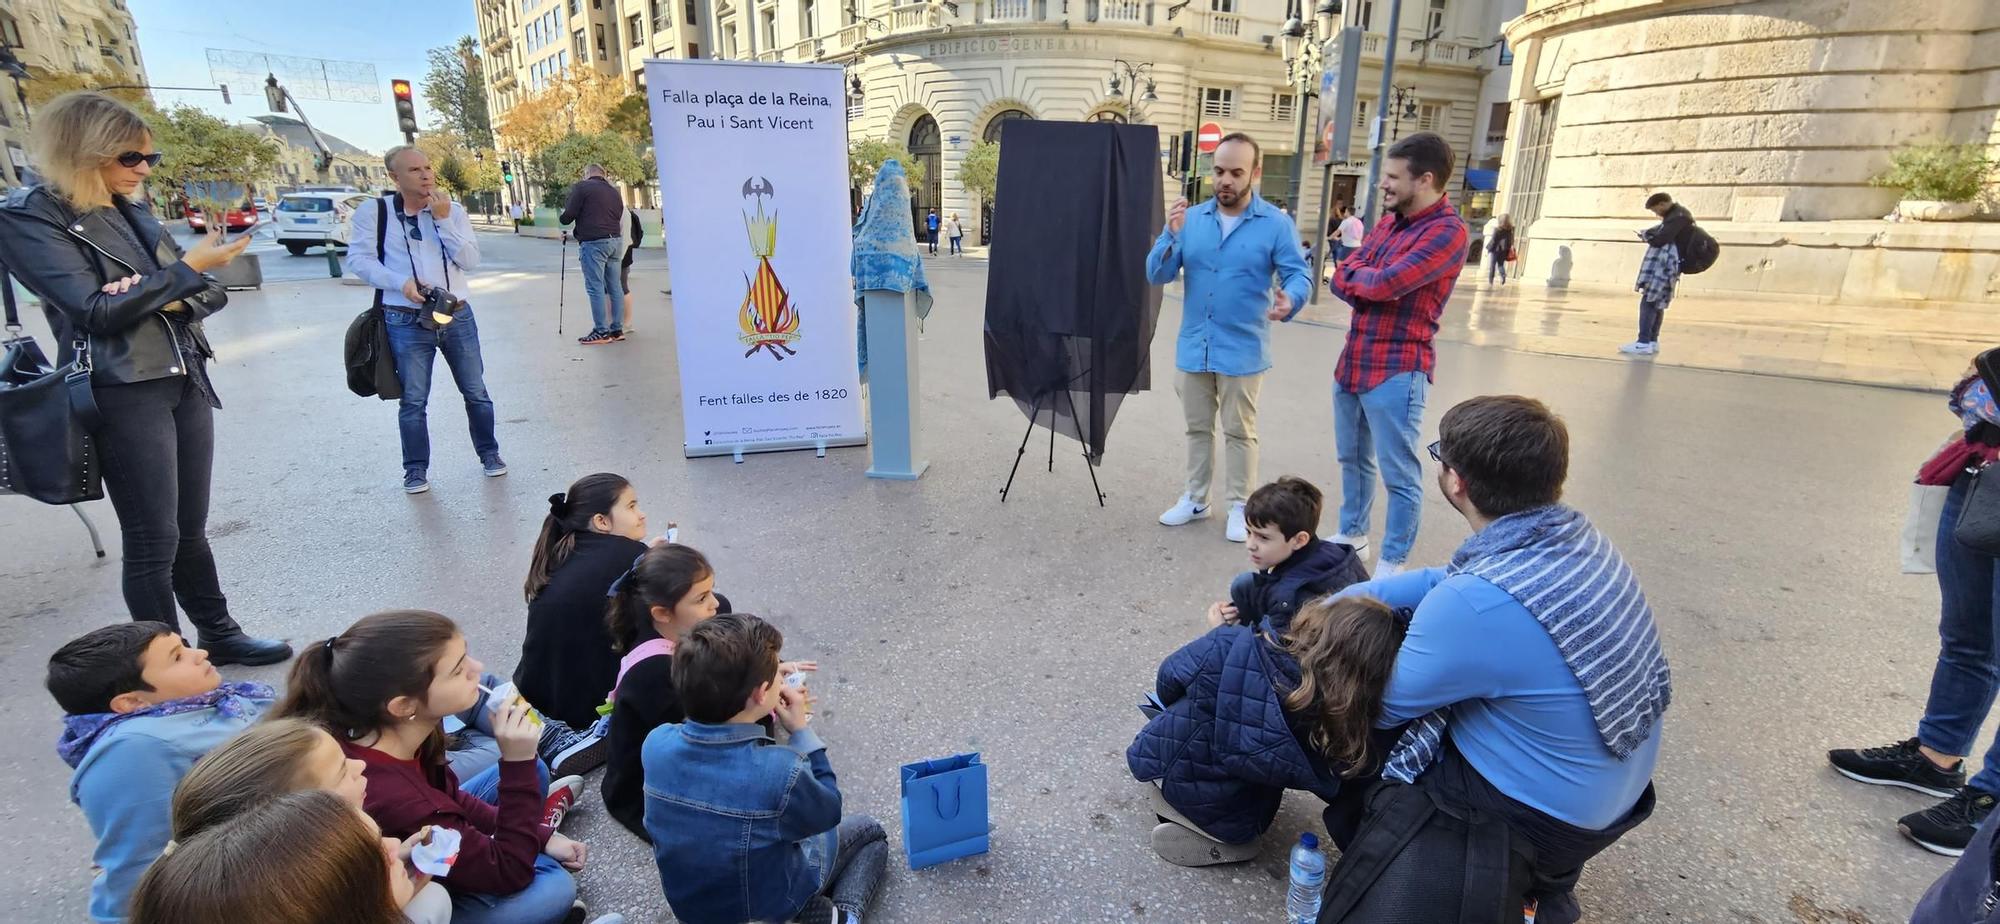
[346,145,504,495]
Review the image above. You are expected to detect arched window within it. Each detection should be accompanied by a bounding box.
[907,114,941,237]
[1085,110,1127,124]
[982,107,1032,142]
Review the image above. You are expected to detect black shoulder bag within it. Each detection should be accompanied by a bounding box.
[1955,347,2000,557]
[342,196,402,400]
[0,263,103,504]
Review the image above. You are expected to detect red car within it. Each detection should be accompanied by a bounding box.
[184,201,259,233]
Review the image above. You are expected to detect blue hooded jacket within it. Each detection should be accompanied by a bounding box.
[1126,625,1346,844]
[1231,537,1372,635]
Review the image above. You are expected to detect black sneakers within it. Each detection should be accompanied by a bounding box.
[578,328,617,345]
[1899,788,1999,857]
[1827,738,1967,798]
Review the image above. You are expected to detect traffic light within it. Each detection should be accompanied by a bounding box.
[391,79,417,136]
[501,160,514,183]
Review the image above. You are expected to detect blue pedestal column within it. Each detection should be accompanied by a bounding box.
[863,288,928,480]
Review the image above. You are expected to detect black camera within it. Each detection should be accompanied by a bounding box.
[418,285,464,329]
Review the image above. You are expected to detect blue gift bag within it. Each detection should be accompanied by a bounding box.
[899,752,989,869]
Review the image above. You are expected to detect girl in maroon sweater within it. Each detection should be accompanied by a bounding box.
[275,610,601,924]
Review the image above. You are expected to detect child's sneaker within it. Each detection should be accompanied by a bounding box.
[791,896,857,924]
[542,720,609,777]
[544,775,585,829]
[1149,820,1259,867]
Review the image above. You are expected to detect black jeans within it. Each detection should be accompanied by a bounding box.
[1637,297,1668,344]
[93,375,237,637]
[820,815,888,916]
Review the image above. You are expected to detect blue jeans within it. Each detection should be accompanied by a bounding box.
[448,854,575,924]
[578,238,626,333]
[927,228,939,253]
[385,309,499,475]
[1919,476,2000,794]
[1487,255,1507,284]
[1334,371,1430,565]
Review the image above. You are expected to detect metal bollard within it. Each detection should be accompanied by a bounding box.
[326,244,344,278]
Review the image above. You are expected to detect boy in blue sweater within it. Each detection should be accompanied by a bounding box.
[1214,476,1371,633]
[48,623,272,922]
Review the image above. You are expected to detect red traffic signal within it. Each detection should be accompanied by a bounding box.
[391,78,417,135]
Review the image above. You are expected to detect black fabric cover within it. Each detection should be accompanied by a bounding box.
[983,119,1162,462]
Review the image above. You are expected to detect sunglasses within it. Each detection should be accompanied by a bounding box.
[1427,440,1444,464]
[116,151,164,169]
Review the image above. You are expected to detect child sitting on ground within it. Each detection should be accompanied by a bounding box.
[47,622,273,923]
[1128,596,1406,866]
[643,614,885,924]
[1213,476,1371,634]
[274,610,602,923]
[170,717,452,924]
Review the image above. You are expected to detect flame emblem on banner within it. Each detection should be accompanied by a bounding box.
[737,176,800,360]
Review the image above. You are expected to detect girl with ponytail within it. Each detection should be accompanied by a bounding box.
[273,610,603,923]
[515,473,658,729]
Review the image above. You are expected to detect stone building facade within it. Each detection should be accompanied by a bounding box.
[1495,0,2000,303]
[0,0,148,190]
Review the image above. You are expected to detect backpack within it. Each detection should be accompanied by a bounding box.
[343,198,401,400]
[597,636,676,718]
[1677,225,1720,275]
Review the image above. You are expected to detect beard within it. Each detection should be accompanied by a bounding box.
[1215,186,1246,207]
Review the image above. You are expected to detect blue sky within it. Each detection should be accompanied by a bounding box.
[132,0,480,154]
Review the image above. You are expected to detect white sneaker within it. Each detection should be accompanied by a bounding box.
[1618,341,1650,355]
[1643,342,1660,354]
[1159,495,1211,527]
[1225,503,1248,543]
[1376,560,1408,578]
[1330,533,1372,561]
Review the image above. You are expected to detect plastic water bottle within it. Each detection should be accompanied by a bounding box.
[1286,832,1326,924]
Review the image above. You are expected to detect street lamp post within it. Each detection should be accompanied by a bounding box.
[1279,0,1338,218]
[1104,59,1159,123]
[1360,0,1405,224]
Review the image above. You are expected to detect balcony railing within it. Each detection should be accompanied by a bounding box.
[889,3,941,29]
[1202,10,1242,36]
[986,0,1034,20]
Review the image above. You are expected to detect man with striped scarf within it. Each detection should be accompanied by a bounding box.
[1318,395,1670,924]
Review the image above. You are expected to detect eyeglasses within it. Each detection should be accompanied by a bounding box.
[1427,440,1444,464]
[116,151,164,169]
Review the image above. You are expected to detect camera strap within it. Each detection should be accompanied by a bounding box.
[392,193,453,300]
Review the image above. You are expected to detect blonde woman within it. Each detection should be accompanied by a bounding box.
[0,92,288,665]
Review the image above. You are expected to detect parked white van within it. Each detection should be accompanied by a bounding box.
[273,191,372,255]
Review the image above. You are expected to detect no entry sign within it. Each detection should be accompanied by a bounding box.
[1197,122,1223,153]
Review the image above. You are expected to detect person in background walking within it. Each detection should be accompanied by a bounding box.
[925,208,941,255]
[946,212,964,255]
[0,92,292,664]
[619,206,642,334]
[1486,215,1515,285]
[1830,355,2000,857]
[1621,192,1689,356]
[1325,132,1469,576]
[509,200,523,234]
[1334,205,1366,267]
[1147,133,1313,544]
[560,165,629,346]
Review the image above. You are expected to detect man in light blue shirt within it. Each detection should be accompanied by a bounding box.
[1326,395,1667,923]
[1146,134,1311,543]
[346,146,504,495]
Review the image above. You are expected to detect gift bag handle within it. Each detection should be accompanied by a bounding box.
[931,779,964,820]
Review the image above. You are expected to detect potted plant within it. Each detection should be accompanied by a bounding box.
[1872,141,1994,222]
[144,104,280,287]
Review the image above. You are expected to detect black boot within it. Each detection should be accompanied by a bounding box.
[190,615,294,666]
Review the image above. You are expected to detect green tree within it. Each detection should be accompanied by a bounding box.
[849,138,924,191]
[421,36,494,150]
[606,94,652,147]
[143,104,279,220]
[533,131,645,207]
[22,66,149,109]
[957,140,1001,206]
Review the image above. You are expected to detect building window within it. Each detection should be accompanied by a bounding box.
[634,67,646,87]
[1200,87,1235,119]
[723,25,738,56]
[1417,103,1443,132]
[1354,99,1368,129]
[575,31,587,60]
[1285,0,1301,20]
[687,41,701,58]
[629,14,643,45]
[686,0,700,26]
[1358,0,1373,30]
[0,13,20,47]
[1209,0,1234,11]
[569,0,579,13]
[653,0,669,29]
[1506,97,1559,229]
[1426,0,1446,36]
[596,25,607,56]
[558,50,569,72]
[761,10,776,49]
[1270,91,1295,122]
[803,0,819,37]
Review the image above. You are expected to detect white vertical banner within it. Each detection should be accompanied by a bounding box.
[645,59,864,458]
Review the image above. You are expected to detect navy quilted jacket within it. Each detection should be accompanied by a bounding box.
[1126,625,1347,844]
[1233,538,1372,635]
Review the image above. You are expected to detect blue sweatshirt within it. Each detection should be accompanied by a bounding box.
[67,697,270,921]
[1340,568,1661,829]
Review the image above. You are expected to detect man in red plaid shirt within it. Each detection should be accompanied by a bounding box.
[1325,133,1468,575]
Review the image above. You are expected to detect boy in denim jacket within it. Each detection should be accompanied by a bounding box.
[642,614,887,924]
[48,623,272,922]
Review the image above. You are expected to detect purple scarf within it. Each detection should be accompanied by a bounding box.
[56,681,273,769]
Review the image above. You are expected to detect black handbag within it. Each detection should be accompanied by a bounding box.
[1958,464,2000,558]
[0,264,103,505]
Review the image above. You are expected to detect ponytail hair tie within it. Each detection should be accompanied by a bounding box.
[323,636,338,653]
[548,492,571,521]
[606,551,647,599]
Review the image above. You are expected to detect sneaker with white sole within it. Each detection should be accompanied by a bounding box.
[403,470,430,494]
[1330,534,1371,561]
[541,721,609,777]
[482,455,508,477]
[1618,341,1651,355]
[1376,560,1408,578]
[1149,820,1259,867]
[543,775,585,829]
[1159,495,1211,527]
[1225,502,1248,542]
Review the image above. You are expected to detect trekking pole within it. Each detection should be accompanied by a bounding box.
[557,232,568,336]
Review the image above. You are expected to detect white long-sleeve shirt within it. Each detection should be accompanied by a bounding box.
[344,195,481,310]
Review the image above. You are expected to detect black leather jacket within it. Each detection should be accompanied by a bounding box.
[0,185,225,386]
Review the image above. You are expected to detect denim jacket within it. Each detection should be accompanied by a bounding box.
[642,721,842,924]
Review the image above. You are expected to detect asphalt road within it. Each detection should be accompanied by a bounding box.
[0,232,1973,923]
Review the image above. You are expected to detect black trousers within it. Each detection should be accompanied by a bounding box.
[92,375,237,637]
